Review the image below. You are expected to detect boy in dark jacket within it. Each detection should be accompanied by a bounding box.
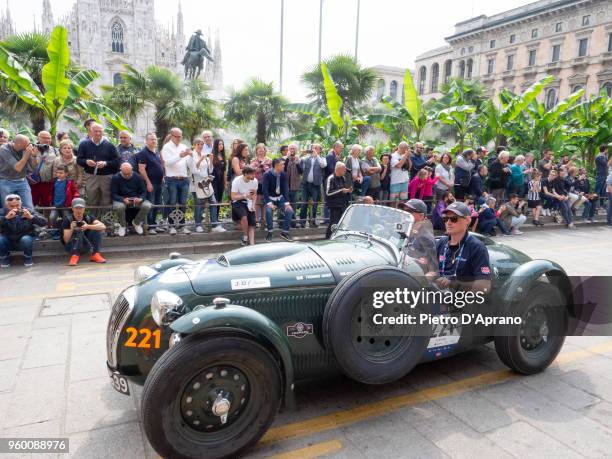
[49,165,80,230]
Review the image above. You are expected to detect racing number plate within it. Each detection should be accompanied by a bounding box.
[108,368,130,395]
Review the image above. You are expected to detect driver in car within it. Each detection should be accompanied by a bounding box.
[400,199,437,276]
[433,201,491,293]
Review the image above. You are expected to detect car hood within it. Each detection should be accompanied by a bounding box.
[187,239,393,296]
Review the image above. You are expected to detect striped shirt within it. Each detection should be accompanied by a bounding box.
[527,179,541,201]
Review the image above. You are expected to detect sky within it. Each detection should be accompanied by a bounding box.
[7,0,532,101]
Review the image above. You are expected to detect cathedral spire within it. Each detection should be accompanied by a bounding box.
[41,0,54,34]
[177,0,183,39]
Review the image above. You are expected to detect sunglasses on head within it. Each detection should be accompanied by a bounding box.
[7,197,21,202]
[442,215,460,223]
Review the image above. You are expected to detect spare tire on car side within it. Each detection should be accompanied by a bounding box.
[323,266,432,385]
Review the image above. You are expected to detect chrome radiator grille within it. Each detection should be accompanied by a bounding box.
[106,289,134,367]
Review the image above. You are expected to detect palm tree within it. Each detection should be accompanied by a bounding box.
[104,65,218,145]
[301,54,376,116]
[0,32,50,132]
[224,78,287,144]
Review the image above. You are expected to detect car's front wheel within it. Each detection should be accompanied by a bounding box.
[494,283,568,375]
[141,335,282,459]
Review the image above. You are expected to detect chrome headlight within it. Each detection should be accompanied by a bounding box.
[151,290,183,326]
[135,266,158,283]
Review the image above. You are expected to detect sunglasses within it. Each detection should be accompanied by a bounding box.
[7,197,21,202]
[442,215,460,223]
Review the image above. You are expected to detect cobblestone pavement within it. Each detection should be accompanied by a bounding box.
[0,225,610,458]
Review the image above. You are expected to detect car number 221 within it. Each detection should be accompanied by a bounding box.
[124,327,162,349]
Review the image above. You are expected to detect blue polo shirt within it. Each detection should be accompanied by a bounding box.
[436,231,491,280]
[135,147,164,185]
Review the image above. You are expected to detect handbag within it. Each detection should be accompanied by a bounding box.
[195,175,215,199]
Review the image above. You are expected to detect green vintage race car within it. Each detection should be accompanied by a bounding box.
[106,204,573,459]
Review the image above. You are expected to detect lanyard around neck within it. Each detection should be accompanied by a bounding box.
[440,233,470,278]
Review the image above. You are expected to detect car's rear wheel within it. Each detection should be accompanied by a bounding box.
[141,335,282,459]
[494,283,567,375]
[323,266,431,384]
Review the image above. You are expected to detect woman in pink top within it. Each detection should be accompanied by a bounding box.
[408,168,438,212]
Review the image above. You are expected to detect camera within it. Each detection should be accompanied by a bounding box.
[76,221,85,228]
[16,209,24,216]
[35,143,50,153]
[127,198,136,207]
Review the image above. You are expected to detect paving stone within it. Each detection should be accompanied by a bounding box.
[339,412,447,459]
[0,323,30,360]
[0,304,39,325]
[579,401,612,430]
[31,315,72,330]
[69,332,108,383]
[485,420,584,459]
[560,369,612,404]
[434,390,518,433]
[21,327,69,370]
[519,372,601,410]
[0,359,20,392]
[402,400,514,459]
[40,294,110,317]
[477,380,612,457]
[5,365,65,428]
[2,419,61,437]
[251,430,349,459]
[71,311,110,336]
[0,392,13,430]
[68,422,144,459]
[65,377,138,434]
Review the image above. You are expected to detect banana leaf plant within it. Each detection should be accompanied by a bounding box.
[0,25,127,136]
[563,93,612,166]
[369,69,428,143]
[435,104,476,154]
[509,89,593,157]
[470,75,554,147]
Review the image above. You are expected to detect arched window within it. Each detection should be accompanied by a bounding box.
[545,88,557,110]
[459,60,465,79]
[113,73,123,86]
[430,63,439,93]
[111,21,124,53]
[571,84,583,93]
[443,60,452,84]
[418,67,427,95]
[466,58,473,79]
[376,79,385,99]
[602,82,612,97]
[390,80,398,100]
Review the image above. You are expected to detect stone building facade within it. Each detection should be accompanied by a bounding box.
[415,0,612,105]
[370,65,409,104]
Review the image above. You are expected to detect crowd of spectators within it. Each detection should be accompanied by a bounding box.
[0,121,610,266]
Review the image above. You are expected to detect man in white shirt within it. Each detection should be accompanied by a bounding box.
[390,141,411,203]
[231,165,258,246]
[161,127,192,235]
[201,130,214,155]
